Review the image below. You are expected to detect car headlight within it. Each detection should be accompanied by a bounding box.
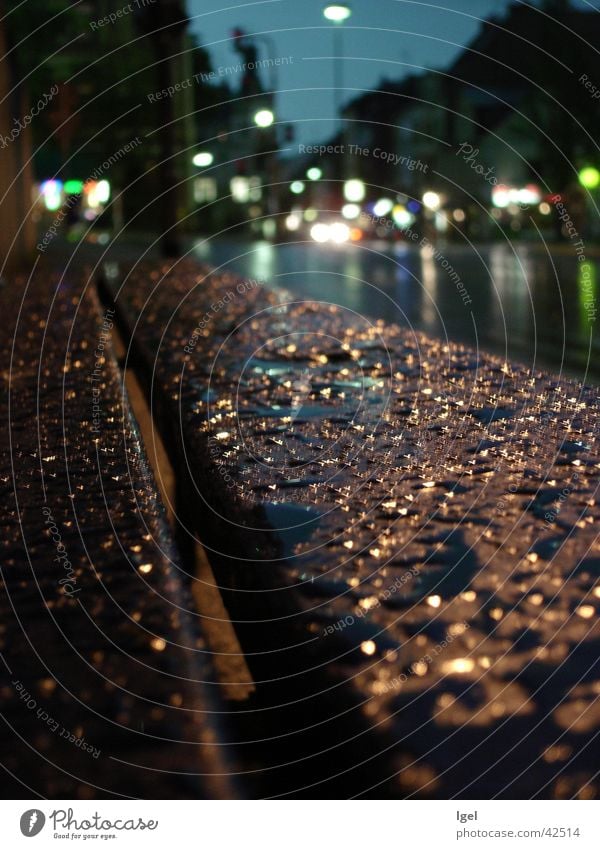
[310,223,330,243]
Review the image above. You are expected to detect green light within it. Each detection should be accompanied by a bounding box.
[64,180,83,194]
[578,167,600,189]
[578,261,597,327]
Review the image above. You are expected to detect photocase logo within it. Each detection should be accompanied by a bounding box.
[20,810,46,837]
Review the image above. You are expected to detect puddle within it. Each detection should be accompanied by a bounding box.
[239,404,354,420]
[262,502,323,558]
[469,406,515,424]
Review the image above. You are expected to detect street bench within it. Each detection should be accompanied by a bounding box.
[104,258,600,799]
[1,268,235,798]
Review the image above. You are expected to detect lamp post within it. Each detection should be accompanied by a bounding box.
[323,4,351,132]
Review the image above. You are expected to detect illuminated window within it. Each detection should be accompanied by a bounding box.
[194,177,217,203]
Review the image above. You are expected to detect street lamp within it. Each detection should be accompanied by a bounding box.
[192,151,214,167]
[344,178,365,202]
[422,191,441,211]
[254,108,274,128]
[323,4,351,132]
[323,4,351,22]
[342,203,360,219]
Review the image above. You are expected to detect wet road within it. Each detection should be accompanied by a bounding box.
[193,239,599,383]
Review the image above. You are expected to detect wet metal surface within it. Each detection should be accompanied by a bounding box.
[1,272,233,799]
[110,259,600,798]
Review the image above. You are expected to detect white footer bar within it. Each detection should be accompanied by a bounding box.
[0,800,598,847]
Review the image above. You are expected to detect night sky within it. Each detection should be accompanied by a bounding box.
[187,0,598,146]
